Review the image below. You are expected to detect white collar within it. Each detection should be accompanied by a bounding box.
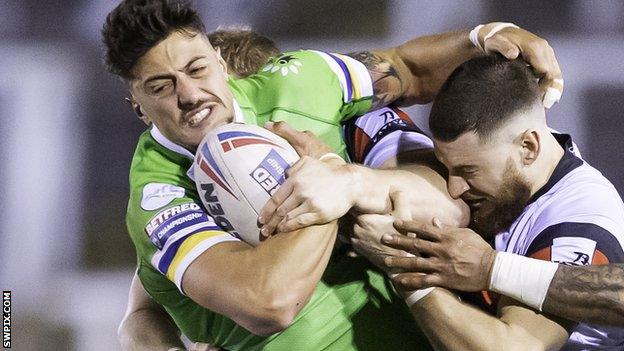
[150,99,245,159]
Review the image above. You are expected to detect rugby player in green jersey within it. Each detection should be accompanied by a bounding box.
[103,0,563,349]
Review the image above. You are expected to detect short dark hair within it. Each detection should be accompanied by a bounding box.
[429,54,542,142]
[102,0,206,79]
[208,26,280,78]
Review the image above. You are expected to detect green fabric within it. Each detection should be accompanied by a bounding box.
[127,50,430,350]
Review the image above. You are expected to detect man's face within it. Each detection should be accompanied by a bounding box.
[129,30,234,151]
[434,132,531,237]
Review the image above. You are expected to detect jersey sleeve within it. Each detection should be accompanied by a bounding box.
[343,106,433,167]
[248,50,374,125]
[526,222,624,265]
[127,137,240,293]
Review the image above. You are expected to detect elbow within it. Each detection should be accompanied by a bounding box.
[242,293,307,336]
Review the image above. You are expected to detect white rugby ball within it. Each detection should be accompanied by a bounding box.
[194,123,300,246]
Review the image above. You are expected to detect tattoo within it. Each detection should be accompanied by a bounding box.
[348,51,404,109]
[543,264,624,326]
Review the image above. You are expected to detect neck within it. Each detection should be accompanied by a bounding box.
[528,132,565,198]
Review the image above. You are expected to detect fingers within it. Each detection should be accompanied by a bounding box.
[264,121,301,145]
[540,77,564,109]
[261,193,302,237]
[384,255,438,273]
[259,180,294,227]
[393,219,441,242]
[390,190,413,222]
[381,233,417,252]
[483,35,520,59]
[391,272,441,291]
[485,29,563,109]
[277,211,323,233]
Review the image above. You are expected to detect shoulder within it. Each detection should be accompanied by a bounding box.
[536,163,624,232]
[527,164,624,264]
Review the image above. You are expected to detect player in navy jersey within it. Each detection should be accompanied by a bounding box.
[378,55,624,349]
[262,54,624,349]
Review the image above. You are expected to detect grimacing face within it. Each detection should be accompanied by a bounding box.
[129,30,235,151]
[434,132,532,236]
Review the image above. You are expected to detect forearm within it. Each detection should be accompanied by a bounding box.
[246,221,338,305]
[543,264,624,326]
[119,308,183,351]
[184,222,338,334]
[410,289,558,351]
[375,29,479,105]
[349,163,469,227]
[489,253,624,326]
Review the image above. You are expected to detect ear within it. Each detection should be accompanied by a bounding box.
[520,129,540,166]
[215,47,229,78]
[126,97,151,126]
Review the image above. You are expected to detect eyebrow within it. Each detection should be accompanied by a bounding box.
[142,55,207,86]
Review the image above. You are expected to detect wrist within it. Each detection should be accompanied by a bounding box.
[482,248,498,290]
[470,22,519,51]
[347,164,374,209]
[488,251,558,311]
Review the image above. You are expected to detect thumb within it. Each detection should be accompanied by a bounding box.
[391,190,413,222]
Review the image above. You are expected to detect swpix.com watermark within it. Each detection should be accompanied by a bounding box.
[3,291,10,348]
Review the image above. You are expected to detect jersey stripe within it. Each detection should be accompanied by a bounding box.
[335,53,362,100]
[171,233,240,292]
[310,50,373,103]
[339,53,373,99]
[151,222,221,270]
[327,52,353,101]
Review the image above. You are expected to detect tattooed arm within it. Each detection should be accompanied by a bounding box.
[349,24,562,109]
[543,264,624,326]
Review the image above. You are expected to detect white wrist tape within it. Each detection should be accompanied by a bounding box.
[488,251,558,311]
[405,287,436,308]
[470,23,519,51]
[469,24,485,51]
[319,152,344,163]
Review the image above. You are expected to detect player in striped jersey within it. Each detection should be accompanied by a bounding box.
[381,55,624,350]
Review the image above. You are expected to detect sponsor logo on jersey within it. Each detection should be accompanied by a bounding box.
[145,203,213,249]
[251,150,290,196]
[262,54,302,76]
[141,183,185,211]
[199,183,241,238]
[551,236,596,265]
[217,131,281,153]
[197,143,238,200]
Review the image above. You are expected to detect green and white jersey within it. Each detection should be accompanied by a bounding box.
[127,50,431,350]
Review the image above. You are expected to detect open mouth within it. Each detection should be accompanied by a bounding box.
[187,106,212,127]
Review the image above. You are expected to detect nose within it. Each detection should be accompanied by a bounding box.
[447,175,469,199]
[176,76,202,110]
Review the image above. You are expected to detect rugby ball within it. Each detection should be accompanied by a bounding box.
[193,123,300,246]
